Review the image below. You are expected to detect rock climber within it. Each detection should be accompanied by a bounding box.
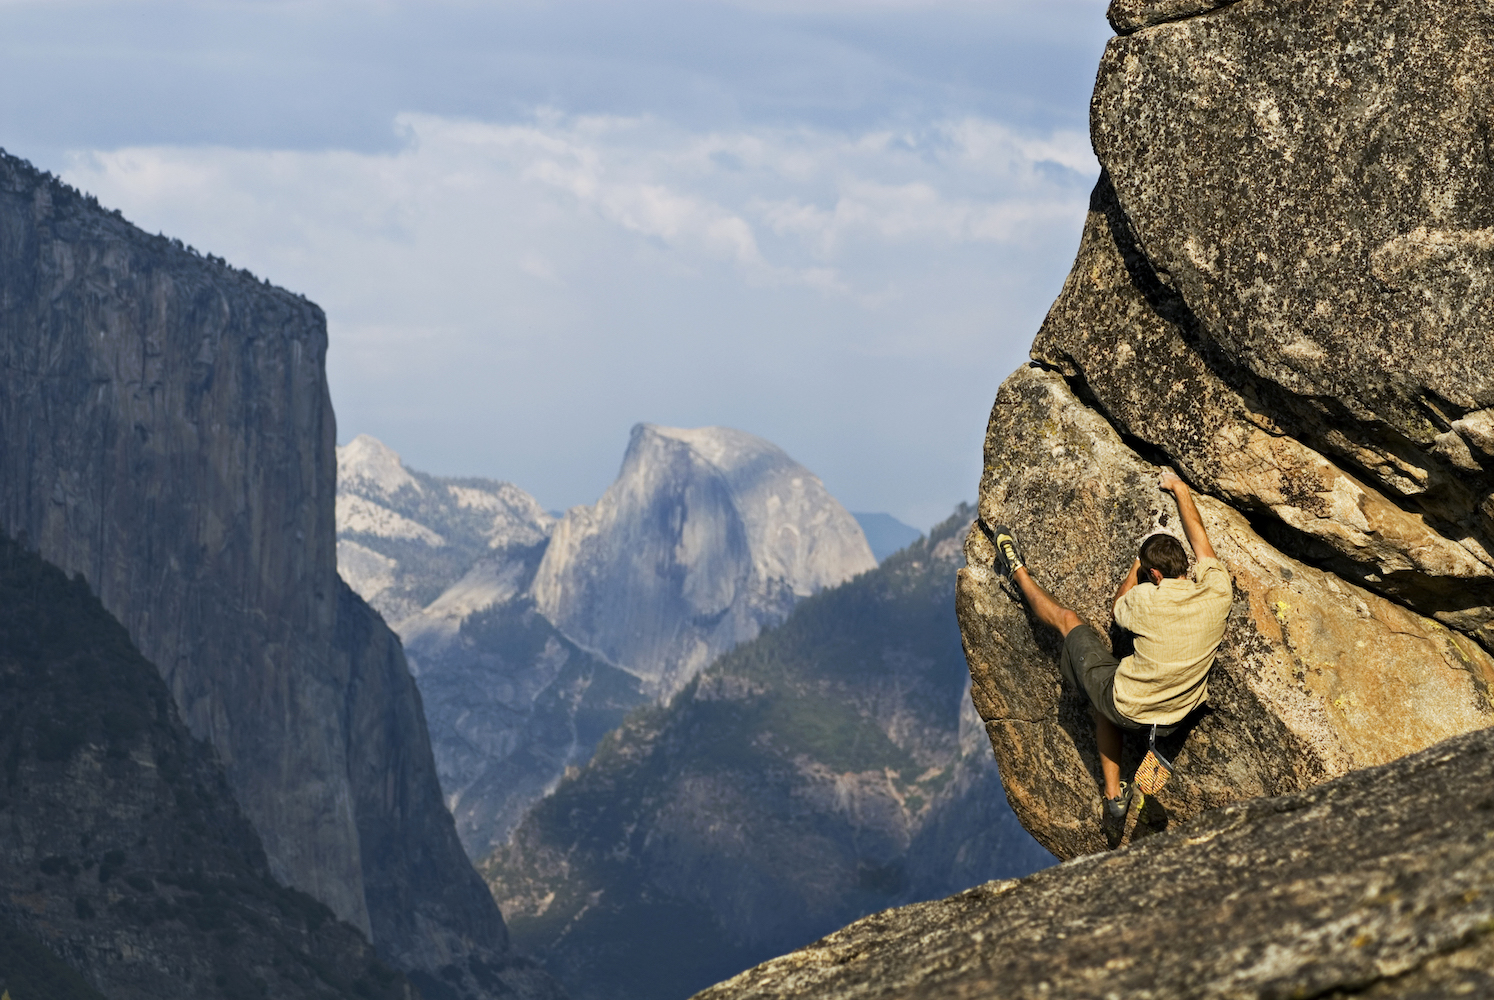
[988,469,1232,823]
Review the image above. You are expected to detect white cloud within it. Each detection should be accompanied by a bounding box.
[61,109,1098,526]
[67,109,1095,299]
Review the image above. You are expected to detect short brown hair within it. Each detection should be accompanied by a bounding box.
[1139,533,1189,582]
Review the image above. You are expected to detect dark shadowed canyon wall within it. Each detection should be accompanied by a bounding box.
[0,534,421,1000]
[0,150,560,1000]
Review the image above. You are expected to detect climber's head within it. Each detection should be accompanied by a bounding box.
[1138,533,1188,585]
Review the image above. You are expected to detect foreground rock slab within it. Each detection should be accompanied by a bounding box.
[694,726,1494,1000]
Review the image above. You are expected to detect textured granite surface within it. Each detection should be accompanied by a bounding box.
[696,726,1494,1000]
[957,0,1494,860]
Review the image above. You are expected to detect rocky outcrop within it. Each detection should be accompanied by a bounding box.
[960,367,1494,858]
[484,511,1051,1000]
[339,427,874,857]
[693,725,1494,1000]
[0,151,558,999]
[532,424,877,699]
[956,0,1494,860]
[0,534,418,1000]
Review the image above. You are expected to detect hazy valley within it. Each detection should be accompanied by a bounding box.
[483,508,1050,1000]
[0,140,1049,999]
[334,432,1050,1000]
[334,424,882,857]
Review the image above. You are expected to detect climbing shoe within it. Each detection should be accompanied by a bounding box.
[991,525,1025,578]
[1103,781,1135,823]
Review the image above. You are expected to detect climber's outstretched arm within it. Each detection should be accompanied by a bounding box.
[1112,557,1142,614]
[1160,468,1216,562]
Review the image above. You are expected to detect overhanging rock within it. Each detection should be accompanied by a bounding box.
[956,0,1494,860]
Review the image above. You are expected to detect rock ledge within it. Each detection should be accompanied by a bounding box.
[694,726,1494,1000]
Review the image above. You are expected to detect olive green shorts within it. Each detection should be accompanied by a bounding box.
[1059,624,1143,731]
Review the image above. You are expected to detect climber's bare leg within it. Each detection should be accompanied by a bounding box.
[1095,712,1123,800]
[1011,567,1082,637]
[1011,565,1122,801]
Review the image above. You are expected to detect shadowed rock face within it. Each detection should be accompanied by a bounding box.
[1092,0,1494,462]
[956,0,1494,861]
[1107,0,1240,34]
[0,152,557,1000]
[693,726,1494,1000]
[0,535,420,1000]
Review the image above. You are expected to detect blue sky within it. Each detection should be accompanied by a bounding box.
[2,0,1112,528]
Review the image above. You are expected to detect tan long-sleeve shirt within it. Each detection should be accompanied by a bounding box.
[1112,557,1232,726]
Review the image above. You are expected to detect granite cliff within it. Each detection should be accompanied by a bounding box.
[957,0,1494,860]
[335,426,875,857]
[484,510,1051,1000]
[531,423,878,700]
[0,151,559,1000]
[336,433,555,628]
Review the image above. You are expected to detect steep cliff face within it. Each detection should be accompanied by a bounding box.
[484,511,1051,1000]
[956,0,1494,860]
[0,151,557,1000]
[532,424,878,699]
[694,725,1494,1000]
[0,534,417,1000]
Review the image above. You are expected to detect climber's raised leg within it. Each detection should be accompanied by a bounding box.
[986,523,1131,816]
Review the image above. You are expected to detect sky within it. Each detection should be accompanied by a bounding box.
[1,0,1112,530]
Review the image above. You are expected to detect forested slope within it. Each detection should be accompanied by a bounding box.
[0,533,420,1000]
[484,509,1050,1000]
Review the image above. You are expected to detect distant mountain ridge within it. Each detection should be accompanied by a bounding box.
[851,513,921,563]
[531,424,878,698]
[336,425,877,856]
[336,434,556,627]
[482,507,1052,1000]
